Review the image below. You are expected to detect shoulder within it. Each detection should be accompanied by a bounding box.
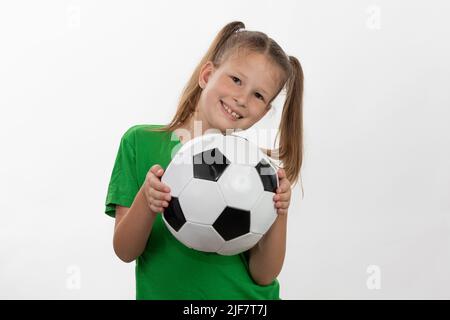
[121,124,173,146]
[122,124,164,137]
[121,124,164,141]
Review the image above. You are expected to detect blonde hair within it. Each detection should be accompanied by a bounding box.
[151,21,304,196]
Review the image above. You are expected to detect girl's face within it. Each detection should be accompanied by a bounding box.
[196,52,283,134]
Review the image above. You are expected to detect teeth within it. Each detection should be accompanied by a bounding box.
[221,101,242,119]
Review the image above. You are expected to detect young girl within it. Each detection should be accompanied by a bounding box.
[105,21,304,300]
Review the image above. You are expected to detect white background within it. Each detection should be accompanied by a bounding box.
[1,0,449,299]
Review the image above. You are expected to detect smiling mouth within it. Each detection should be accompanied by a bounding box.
[220,100,243,120]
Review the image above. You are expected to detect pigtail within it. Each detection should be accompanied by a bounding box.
[275,55,304,193]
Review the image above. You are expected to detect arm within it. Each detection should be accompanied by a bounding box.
[248,168,291,286]
[113,185,158,263]
[248,213,288,286]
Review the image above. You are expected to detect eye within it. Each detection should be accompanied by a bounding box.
[230,76,241,85]
[255,92,265,101]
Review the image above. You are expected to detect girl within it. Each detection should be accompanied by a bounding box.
[105,21,304,300]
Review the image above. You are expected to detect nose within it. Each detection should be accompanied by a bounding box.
[233,80,257,108]
[234,98,244,108]
[233,91,250,108]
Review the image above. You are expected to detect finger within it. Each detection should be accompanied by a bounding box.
[281,201,290,209]
[277,208,288,215]
[276,182,285,193]
[146,168,162,184]
[278,182,291,194]
[151,199,169,208]
[275,201,289,209]
[277,168,285,178]
[150,204,164,213]
[150,176,171,193]
[156,168,164,176]
[150,188,172,201]
[150,164,165,178]
[276,186,288,194]
[150,164,163,174]
[273,193,289,202]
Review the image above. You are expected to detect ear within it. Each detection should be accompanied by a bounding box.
[198,61,215,89]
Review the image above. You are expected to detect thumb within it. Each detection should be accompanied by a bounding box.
[151,164,164,176]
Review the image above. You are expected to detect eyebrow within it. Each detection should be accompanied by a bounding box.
[234,71,269,95]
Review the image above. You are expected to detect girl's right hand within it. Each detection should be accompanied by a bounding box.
[144,164,172,214]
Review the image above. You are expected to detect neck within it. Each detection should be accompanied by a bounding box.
[175,112,211,145]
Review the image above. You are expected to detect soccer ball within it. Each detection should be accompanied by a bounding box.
[161,133,279,256]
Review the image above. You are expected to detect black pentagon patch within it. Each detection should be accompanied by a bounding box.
[193,148,230,181]
[213,207,250,241]
[163,197,186,232]
[255,159,278,193]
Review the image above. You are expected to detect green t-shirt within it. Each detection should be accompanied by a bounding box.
[105,124,281,300]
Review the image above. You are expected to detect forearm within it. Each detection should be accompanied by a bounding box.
[113,185,158,262]
[249,213,288,285]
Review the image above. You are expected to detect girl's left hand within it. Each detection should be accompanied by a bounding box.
[273,168,291,216]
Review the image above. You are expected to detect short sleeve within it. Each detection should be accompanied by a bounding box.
[104,126,140,218]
